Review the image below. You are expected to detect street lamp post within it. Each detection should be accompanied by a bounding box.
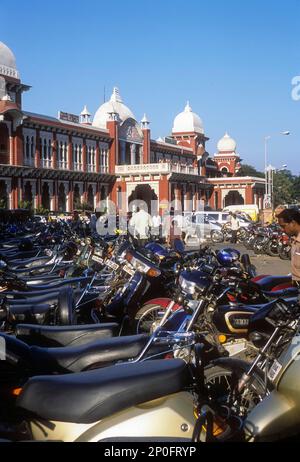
[264,131,290,210]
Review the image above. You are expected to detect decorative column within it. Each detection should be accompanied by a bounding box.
[35,129,41,168]
[141,114,150,164]
[67,135,73,171]
[14,126,23,166]
[95,144,100,173]
[130,143,136,165]
[82,141,87,172]
[9,135,14,165]
[106,115,119,173]
[52,135,57,169]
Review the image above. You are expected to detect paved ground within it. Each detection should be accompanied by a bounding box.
[187,241,291,276]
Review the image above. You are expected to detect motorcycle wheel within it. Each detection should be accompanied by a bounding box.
[210,230,224,244]
[237,228,248,242]
[279,246,291,260]
[203,365,270,418]
[266,240,279,257]
[135,304,166,334]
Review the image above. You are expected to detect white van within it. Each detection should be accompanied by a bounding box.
[182,211,252,242]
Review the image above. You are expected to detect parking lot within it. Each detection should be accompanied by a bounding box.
[188,241,291,277]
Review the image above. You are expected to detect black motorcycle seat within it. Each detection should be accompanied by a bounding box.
[8,256,52,270]
[17,359,188,423]
[6,263,55,274]
[29,334,149,373]
[7,292,64,306]
[5,287,74,325]
[8,304,51,321]
[16,323,120,347]
[263,288,298,299]
[27,276,91,291]
[254,275,292,291]
[4,288,66,299]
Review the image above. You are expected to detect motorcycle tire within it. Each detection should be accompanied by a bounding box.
[279,246,291,260]
[266,241,279,257]
[210,230,224,244]
[135,303,167,334]
[57,287,75,325]
[203,364,271,417]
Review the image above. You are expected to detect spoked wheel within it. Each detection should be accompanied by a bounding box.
[204,365,269,418]
[210,230,224,244]
[135,304,166,334]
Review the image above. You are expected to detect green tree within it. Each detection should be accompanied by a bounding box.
[237,164,264,178]
[292,176,300,203]
[273,170,295,207]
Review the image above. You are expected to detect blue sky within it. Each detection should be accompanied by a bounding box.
[2,0,300,173]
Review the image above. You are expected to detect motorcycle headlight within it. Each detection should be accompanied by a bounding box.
[126,253,161,277]
[179,275,197,295]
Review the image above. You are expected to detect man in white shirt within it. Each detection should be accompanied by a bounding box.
[129,205,153,245]
[152,213,161,237]
[228,212,240,243]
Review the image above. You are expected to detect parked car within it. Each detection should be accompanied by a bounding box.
[182,211,252,243]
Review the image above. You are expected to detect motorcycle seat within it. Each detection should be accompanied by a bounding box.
[16,323,120,347]
[253,275,292,291]
[9,304,52,322]
[8,256,52,270]
[5,288,74,325]
[16,359,188,423]
[29,334,150,373]
[27,277,91,291]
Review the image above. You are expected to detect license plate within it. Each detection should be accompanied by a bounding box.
[123,265,135,276]
[92,255,104,264]
[268,359,282,382]
[106,260,119,271]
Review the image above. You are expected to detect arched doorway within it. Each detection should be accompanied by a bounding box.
[41,182,50,211]
[128,184,158,213]
[58,183,66,212]
[74,184,81,209]
[0,124,9,164]
[87,185,94,211]
[100,186,106,201]
[224,190,245,207]
[23,182,33,207]
[0,181,8,208]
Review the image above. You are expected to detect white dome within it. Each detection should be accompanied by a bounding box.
[217,132,237,152]
[93,87,135,129]
[0,42,19,79]
[172,102,204,134]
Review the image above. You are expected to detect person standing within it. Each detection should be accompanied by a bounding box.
[129,205,153,246]
[152,213,161,238]
[228,212,240,244]
[277,209,300,287]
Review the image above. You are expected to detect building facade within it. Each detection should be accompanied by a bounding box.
[0,41,265,215]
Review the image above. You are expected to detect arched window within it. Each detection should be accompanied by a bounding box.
[30,136,35,160]
[25,136,30,162]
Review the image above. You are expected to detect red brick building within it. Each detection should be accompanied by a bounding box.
[0,41,265,214]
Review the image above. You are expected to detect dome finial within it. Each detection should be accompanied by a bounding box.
[185,101,192,112]
[110,87,123,103]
